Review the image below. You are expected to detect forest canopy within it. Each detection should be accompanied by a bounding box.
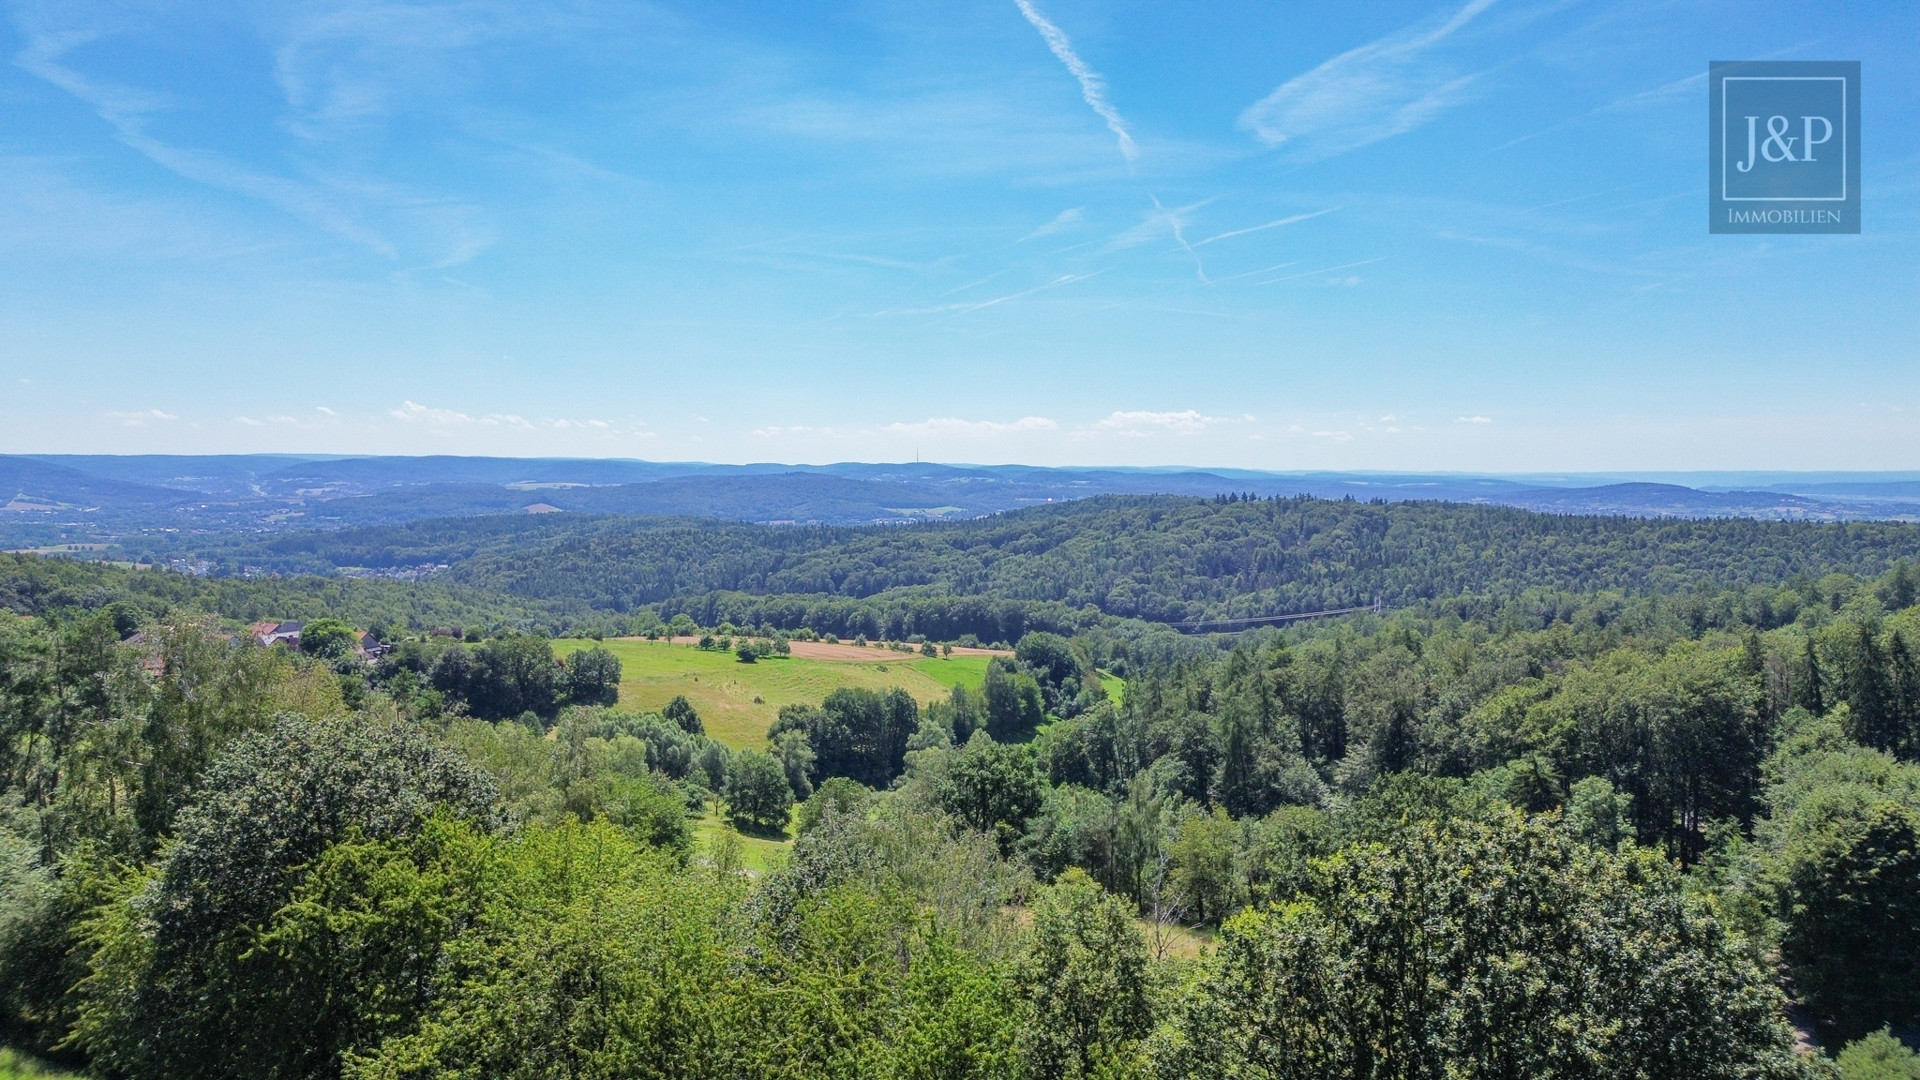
[3,501,1920,1077]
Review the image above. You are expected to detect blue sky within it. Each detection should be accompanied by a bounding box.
[1,0,1915,469]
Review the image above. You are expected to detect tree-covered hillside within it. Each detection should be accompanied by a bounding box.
[154,495,1920,624]
[0,553,580,634]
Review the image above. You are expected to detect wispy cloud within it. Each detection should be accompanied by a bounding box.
[1019,207,1084,242]
[1013,0,1137,163]
[1151,196,1209,282]
[885,416,1058,437]
[1193,208,1338,247]
[16,23,400,258]
[1456,415,1493,424]
[11,4,502,266]
[1239,0,1499,160]
[1251,257,1388,285]
[1105,198,1214,252]
[874,273,1096,317]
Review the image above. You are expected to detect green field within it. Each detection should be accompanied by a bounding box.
[552,638,993,749]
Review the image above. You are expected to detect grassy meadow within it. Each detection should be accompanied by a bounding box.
[552,638,995,749]
[690,807,796,874]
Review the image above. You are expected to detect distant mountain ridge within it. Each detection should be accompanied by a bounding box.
[5,455,1919,545]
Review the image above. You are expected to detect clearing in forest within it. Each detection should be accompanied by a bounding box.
[552,637,997,749]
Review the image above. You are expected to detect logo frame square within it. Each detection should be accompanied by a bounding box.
[1709,61,1859,234]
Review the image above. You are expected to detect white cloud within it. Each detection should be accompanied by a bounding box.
[1456,415,1493,424]
[107,408,178,426]
[1238,0,1498,160]
[390,400,473,425]
[885,416,1058,437]
[1089,410,1227,438]
[1013,0,1137,162]
[315,405,336,416]
[236,416,265,426]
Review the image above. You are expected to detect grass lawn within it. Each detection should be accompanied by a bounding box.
[0,1049,79,1080]
[690,806,794,875]
[554,638,997,749]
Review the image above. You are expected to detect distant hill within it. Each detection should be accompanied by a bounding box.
[4,456,1918,548]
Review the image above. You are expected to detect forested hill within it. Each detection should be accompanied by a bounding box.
[152,495,1920,623]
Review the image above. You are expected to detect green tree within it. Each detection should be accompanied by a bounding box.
[663,693,703,735]
[770,727,816,800]
[1887,631,1920,761]
[342,822,742,1080]
[796,776,873,837]
[1748,721,1920,1045]
[1796,636,1827,715]
[725,749,793,833]
[1563,774,1632,850]
[938,733,1044,852]
[1018,870,1152,1080]
[1778,802,1920,1044]
[1843,625,1900,754]
[768,687,917,789]
[984,658,1045,742]
[1837,1029,1920,1080]
[135,621,294,840]
[1165,806,1243,925]
[561,645,621,707]
[298,618,358,661]
[1154,812,1809,1080]
[71,714,500,1080]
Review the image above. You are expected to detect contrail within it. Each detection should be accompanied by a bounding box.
[1194,208,1338,247]
[1014,0,1137,162]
